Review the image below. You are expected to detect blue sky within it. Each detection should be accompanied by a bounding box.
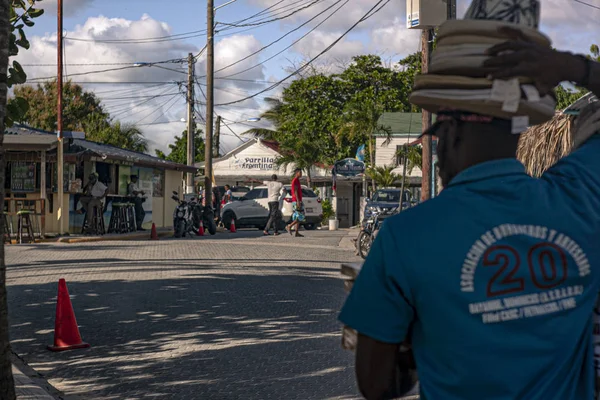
[16,0,600,153]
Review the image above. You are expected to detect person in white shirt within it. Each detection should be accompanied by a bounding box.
[77,173,108,229]
[263,174,284,236]
[127,175,146,231]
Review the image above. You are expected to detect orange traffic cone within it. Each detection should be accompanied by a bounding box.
[230,219,237,233]
[197,221,205,236]
[150,223,158,240]
[48,279,90,352]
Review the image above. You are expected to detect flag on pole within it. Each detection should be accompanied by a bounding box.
[332,169,337,195]
[355,144,366,162]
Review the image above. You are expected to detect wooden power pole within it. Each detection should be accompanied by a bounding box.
[204,0,215,207]
[214,115,221,158]
[57,0,64,234]
[420,28,433,202]
[186,52,195,194]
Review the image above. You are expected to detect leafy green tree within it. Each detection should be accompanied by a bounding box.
[554,44,600,110]
[10,80,109,131]
[155,128,205,164]
[88,121,148,153]
[5,0,44,127]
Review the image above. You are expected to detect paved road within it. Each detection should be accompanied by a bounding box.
[6,229,364,400]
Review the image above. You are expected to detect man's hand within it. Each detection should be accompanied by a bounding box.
[483,26,585,96]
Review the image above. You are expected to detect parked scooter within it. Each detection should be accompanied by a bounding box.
[356,207,398,259]
[171,192,217,238]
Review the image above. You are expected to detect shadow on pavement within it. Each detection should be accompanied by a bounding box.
[8,268,360,400]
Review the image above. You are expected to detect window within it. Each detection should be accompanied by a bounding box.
[301,188,317,198]
[152,169,164,197]
[244,189,262,200]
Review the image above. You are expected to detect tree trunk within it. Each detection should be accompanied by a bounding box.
[305,168,312,189]
[0,0,16,398]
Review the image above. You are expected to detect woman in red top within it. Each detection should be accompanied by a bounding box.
[286,168,304,237]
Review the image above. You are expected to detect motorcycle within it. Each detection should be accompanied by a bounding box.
[171,191,217,238]
[356,207,398,259]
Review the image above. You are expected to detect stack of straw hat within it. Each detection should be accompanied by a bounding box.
[409,0,556,128]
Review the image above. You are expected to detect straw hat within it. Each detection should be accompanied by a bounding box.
[409,0,556,129]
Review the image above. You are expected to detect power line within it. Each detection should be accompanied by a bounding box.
[133,93,184,126]
[27,59,186,81]
[109,85,181,118]
[214,0,349,79]
[216,0,391,106]
[64,29,208,44]
[214,0,345,75]
[574,0,600,8]
[218,0,321,28]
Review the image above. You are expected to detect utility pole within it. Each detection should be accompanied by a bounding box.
[204,0,215,208]
[57,0,64,234]
[420,28,434,202]
[214,115,221,158]
[186,52,195,194]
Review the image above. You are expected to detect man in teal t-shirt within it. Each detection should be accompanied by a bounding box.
[340,28,600,400]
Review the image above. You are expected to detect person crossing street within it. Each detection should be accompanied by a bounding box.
[263,174,283,236]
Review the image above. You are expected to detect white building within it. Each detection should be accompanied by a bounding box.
[198,138,330,186]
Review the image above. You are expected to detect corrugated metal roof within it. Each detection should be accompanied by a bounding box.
[376,113,424,136]
[69,139,196,171]
[4,124,194,171]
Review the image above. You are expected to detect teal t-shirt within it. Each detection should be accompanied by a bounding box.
[340,136,600,399]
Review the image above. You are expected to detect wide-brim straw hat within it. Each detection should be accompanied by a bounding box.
[409,0,556,129]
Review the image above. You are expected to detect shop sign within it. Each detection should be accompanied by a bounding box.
[234,157,276,170]
[333,158,365,177]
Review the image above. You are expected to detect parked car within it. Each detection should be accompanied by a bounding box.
[220,185,323,231]
[363,188,413,224]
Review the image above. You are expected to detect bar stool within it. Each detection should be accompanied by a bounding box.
[2,212,12,244]
[82,205,106,235]
[108,203,125,233]
[17,210,35,244]
[125,203,137,232]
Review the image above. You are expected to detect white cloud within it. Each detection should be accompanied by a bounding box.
[14,14,273,154]
[292,30,364,62]
[370,18,421,57]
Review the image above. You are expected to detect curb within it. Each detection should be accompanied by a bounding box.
[57,230,172,243]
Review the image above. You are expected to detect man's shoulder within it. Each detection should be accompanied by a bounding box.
[382,194,454,236]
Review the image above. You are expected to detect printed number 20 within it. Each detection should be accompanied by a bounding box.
[483,243,568,297]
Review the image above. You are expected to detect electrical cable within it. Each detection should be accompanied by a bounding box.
[574,0,600,9]
[210,0,349,80]
[134,93,184,126]
[215,0,391,106]
[214,0,345,75]
[218,0,320,28]
[64,30,208,44]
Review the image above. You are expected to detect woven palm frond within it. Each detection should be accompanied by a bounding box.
[517,112,574,177]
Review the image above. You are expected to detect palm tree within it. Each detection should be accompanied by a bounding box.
[0,0,16,397]
[336,98,392,191]
[274,143,320,188]
[394,144,423,176]
[366,165,399,188]
[243,97,283,140]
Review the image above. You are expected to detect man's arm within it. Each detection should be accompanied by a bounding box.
[339,222,415,400]
[356,335,400,400]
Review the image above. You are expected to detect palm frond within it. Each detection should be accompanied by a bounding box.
[517,113,573,177]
